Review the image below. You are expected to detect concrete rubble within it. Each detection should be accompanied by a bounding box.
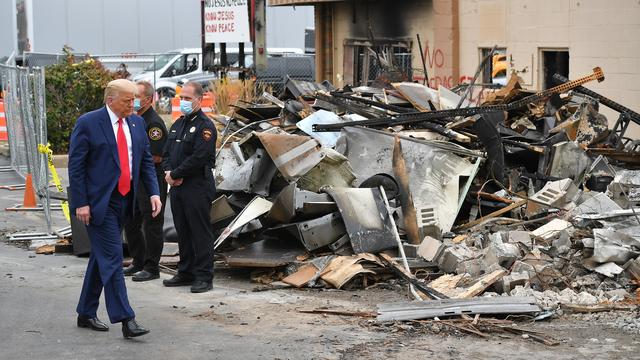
[192,67,640,322]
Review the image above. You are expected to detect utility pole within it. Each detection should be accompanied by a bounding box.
[253,0,267,72]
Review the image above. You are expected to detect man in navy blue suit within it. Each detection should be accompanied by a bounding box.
[68,79,162,338]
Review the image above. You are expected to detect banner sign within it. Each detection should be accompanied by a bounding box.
[204,0,251,43]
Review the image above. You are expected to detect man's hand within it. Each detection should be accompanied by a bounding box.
[164,171,174,186]
[76,206,91,225]
[164,171,183,187]
[152,155,163,164]
[150,195,162,218]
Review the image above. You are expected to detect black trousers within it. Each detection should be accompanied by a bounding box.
[170,177,215,282]
[124,168,167,274]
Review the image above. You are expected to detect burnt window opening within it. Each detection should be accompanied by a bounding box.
[480,48,508,86]
[346,40,412,87]
[540,49,569,90]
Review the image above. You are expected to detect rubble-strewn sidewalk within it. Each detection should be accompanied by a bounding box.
[7,66,639,348]
[203,67,639,337]
[1,240,640,360]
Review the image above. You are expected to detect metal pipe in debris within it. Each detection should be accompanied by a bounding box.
[380,185,423,301]
[456,44,497,109]
[416,34,429,87]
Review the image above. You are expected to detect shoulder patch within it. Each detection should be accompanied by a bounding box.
[148,127,163,141]
[202,128,213,142]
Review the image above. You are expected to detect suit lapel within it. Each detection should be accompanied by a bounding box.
[98,107,119,165]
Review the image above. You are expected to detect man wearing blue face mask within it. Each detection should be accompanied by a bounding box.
[123,81,168,281]
[162,81,217,293]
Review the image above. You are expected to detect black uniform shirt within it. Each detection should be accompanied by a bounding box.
[162,109,217,181]
[140,107,168,158]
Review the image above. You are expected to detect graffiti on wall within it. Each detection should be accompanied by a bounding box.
[412,41,471,89]
[412,41,501,105]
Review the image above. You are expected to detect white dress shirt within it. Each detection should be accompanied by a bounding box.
[106,105,133,179]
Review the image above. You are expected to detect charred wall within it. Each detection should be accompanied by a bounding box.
[347,0,432,39]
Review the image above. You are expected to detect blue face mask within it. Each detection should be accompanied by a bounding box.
[133,98,141,112]
[180,100,193,115]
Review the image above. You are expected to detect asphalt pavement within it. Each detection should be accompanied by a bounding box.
[0,240,331,360]
[0,155,307,360]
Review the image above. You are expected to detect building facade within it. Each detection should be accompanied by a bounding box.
[270,0,640,137]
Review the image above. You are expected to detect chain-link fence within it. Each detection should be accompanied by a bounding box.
[0,64,51,231]
[256,54,315,94]
[22,52,78,68]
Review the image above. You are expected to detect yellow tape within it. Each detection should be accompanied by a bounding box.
[38,143,70,223]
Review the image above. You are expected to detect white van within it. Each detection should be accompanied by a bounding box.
[132,47,303,112]
[132,48,203,97]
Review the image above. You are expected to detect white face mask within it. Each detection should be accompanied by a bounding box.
[180,100,193,115]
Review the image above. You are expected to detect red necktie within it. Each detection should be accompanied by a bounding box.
[117,118,130,196]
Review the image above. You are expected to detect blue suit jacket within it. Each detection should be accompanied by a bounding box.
[68,106,160,226]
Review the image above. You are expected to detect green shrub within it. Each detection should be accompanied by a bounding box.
[45,47,114,154]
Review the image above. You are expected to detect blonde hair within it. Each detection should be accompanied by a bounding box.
[104,79,137,103]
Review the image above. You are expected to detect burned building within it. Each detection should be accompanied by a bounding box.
[269,0,640,138]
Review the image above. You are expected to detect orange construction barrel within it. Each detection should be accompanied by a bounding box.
[0,100,7,141]
[171,97,181,121]
[201,92,215,115]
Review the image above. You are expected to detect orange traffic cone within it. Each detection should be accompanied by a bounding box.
[22,173,37,208]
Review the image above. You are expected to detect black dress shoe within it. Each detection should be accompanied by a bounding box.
[190,280,213,293]
[132,270,160,282]
[123,265,142,276]
[77,316,109,331]
[162,273,194,287]
[122,318,150,338]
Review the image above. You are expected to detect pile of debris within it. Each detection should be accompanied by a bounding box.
[206,66,640,326]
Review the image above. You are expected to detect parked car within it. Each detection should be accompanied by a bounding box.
[132,48,203,111]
